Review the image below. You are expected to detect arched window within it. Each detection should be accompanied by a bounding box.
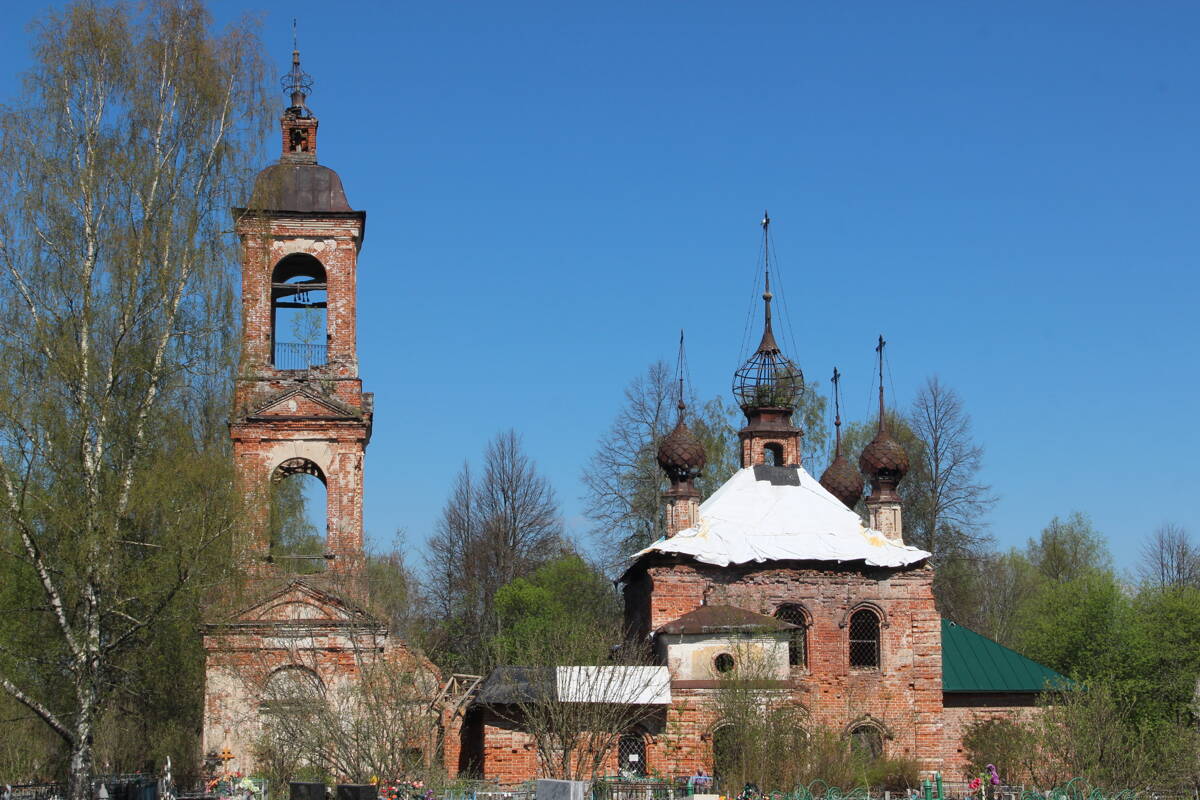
[848,724,884,759]
[260,665,324,717]
[774,604,808,668]
[618,730,647,777]
[269,458,327,573]
[711,725,740,787]
[848,609,880,669]
[763,442,784,466]
[271,254,327,370]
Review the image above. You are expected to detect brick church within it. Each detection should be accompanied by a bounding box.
[202,50,1063,783]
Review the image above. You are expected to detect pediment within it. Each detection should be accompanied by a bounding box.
[249,387,356,420]
[226,580,372,625]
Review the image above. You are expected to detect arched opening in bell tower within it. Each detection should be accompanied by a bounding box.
[268,457,328,573]
[271,254,327,370]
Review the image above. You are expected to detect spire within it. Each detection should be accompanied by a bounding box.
[676,329,687,418]
[757,210,779,354]
[732,211,802,411]
[658,331,706,538]
[820,367,865,509]
[282,20,313,114]
[876,334,887,433]
[833,367,844,454]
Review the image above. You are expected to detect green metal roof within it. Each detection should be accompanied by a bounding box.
[941,618,1070,693]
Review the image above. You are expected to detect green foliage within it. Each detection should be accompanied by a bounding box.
[1026,513,1111,583]
[492,555,621,664]
[1013,568,1125,680]
[268,474,325,573]
[961,717,1041,784]
[0,0,269,791]
[1111,584,1200,725]
[963,679,1200,790]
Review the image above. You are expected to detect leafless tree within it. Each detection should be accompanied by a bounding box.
[252,638,444,785]
[425,430,564,672]
[583,361,824,567]
[485,629,665,781]
[906,377,996,559]
[581,361,678,563]
[1139,523,1199,589]
[0,3,268,797]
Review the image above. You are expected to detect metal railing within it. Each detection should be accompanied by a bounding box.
[274,342,327,371]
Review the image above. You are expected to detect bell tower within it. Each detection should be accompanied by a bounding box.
[230,45,371,589]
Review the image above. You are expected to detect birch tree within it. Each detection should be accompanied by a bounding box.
[0,2,268,796]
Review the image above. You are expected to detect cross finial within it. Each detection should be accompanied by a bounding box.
[832,367,843,454]
[756,210,779,353]
[676,329,687,415]
[876,335,887,432]
[282,22,313,112]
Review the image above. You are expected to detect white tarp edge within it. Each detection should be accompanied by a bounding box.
[555,666,671,705]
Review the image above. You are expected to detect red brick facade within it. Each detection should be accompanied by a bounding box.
[623,560,944,770]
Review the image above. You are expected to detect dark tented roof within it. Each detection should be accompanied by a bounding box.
[474,667,553,705]
[249,163,353,213]
[941,619,1069,693]
[656,604,795,635]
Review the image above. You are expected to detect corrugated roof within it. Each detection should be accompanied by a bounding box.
[941,619,1070,693]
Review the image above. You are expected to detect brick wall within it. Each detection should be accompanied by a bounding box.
[624,559,945,772]
[940,694,1041,780]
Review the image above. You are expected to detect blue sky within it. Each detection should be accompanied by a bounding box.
[2,1,1197,572]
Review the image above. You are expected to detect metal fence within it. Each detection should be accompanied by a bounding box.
[274,341,327,371]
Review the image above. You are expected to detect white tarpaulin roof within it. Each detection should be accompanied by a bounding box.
[556,666,671,705]
[632,466,930,569]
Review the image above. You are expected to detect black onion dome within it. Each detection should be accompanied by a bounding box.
[820,453,865,509]
[657,417,706,482]
[249,163,352,213]
[859,428,910,485]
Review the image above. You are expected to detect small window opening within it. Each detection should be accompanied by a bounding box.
[713,653,735,674]
[618,730,647,777]
[271,254,327,370]
[849,725,884,759]
[290,127,310,153]
[774,604,808,668]
[269,458,327,573]
[848,609,881,669]
[763,443,784,466]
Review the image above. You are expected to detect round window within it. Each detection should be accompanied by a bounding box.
[714,653,735,673]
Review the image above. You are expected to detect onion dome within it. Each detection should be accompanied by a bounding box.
[859,428,909,488]
[820,367,864,509]
[657,402,707,484]
[732,212,804,411]
[859,336,909,497]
